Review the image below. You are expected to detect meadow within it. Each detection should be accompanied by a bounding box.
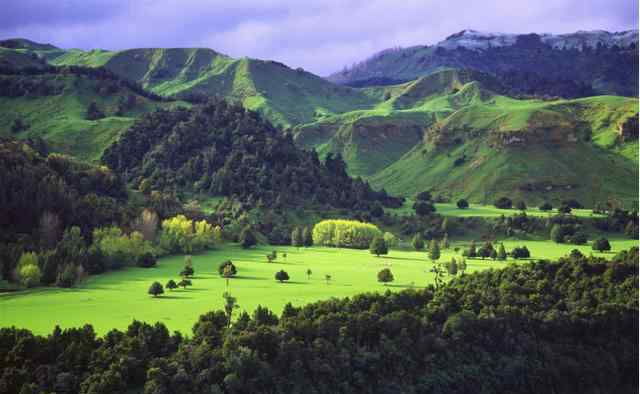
[1,239,635,336]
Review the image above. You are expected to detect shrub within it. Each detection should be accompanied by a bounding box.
[383,232,398,248]
[275,270,290,283]
[511,246,531,259]
[456,199,469,209]
[17,252,42,288]
[516,201,527,211]
[414,201,436,216]
[312,220,382,249]
[377,268,394,285]
[239,226,257,249]
[411,233,425,251]
[218,260,237,276]
[369,236,388,257]
[592,238,611,252]
[148,281,164,297]
[539,202,553,211]
[494,197,513,209]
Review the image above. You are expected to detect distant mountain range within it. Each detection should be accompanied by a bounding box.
[327,29,639,97]
[0,31,637,205]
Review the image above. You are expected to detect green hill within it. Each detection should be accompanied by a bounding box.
[27,46,376,127]
[0,65,186,161]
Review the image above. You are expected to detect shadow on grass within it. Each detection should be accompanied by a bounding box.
[154,295,193,300]
[381,256,424,262]
[383,284,417,289]
[234,275,267,281]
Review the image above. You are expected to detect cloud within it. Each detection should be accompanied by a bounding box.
[1,0,637,75]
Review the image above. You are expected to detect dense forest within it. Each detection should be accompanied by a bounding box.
[103,100,403,211]
[1,248,637,394]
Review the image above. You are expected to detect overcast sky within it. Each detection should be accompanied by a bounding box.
[1,0,637,75]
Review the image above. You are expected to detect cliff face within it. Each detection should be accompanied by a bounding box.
[618,114,639,142]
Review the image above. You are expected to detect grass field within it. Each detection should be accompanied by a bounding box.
[1,240,635,335]
[387,200,605,218]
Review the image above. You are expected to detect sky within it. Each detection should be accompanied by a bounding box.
[1,0,637,76]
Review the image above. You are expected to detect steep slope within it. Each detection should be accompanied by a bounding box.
[102,100,402,210]
[328,29,639,98]
[0,65,187,161]
[15,45,377,128]
[370,95,639,205]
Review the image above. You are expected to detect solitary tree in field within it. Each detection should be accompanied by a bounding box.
[222,265,235,288]
[592,238,611,252]
[148,282,164,297]
[456,199,469,209]
[306,268,312,280]
[377,268,394,285]
[325,274,332,285]
[178,279,192,289]
[291,227,303,249]
[412,233,425,251]
[222,292,239,327]
[497,243,507,260]
[275,270,290,283]
[166,280,178,291]
[180,265,194,278]
[370,236,388,257]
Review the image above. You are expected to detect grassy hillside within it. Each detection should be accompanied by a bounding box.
[34,47,377,127]
[0,72,187,161]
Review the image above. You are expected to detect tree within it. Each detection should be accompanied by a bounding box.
[516,201,527,211]
[489,248,498,260]
[86,101,105,120]
[494,197,513,209]
[291,227,303,248]
[178,279,192,289]
[414,201,436,216]
[148,282,164,297]
[458,258,467,274]
[302,226,313,247]
[325,274,331,285]
[131,209,159,242]
[222,292,239,327]
[539,202,553,211]
[550,224,564,243]
[275,270,290,283]
[456,199,469,209]
[411,233,425,251]
[166,280,178,291]
[383,232,398,249]
[441,233,450,249]
[562,199,583,209]
[415,191,432,201]
[369,236,388,257]
[17,252,42,288]
[466,241,477,258]
[558,205,572,214]
[39,211,61,249]
[377,268,394,285]
[497,243,507,260]
[180,265,194,278]
[239,226,257,249]
[218,260,237,276]
[447,258,458,276]
[306,268,312,280]
[478,242,494,260]
[592,238,611,252]
[428,239,440,262]
[511,246,531,259]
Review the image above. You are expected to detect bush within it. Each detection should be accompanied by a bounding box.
[411,233,425,251]
[592,238,611,252]
[312,220,382,249]
[239,226,257,249]
[414,201,436,216]
[377,268,394,285]
[383,232,398,248]
[275,270,290,283]
[148,281,164,297]
[369,236,388,257]
[218,260,237,276]
[136,252,157,268]
[456,199,469,209]
[494,197,513,209]
[516,201,527,211]
[539,202,553,211]
[511,246,531,259]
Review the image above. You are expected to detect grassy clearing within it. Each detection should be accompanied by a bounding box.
[387,200,605,218]
[1,241,635,335]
